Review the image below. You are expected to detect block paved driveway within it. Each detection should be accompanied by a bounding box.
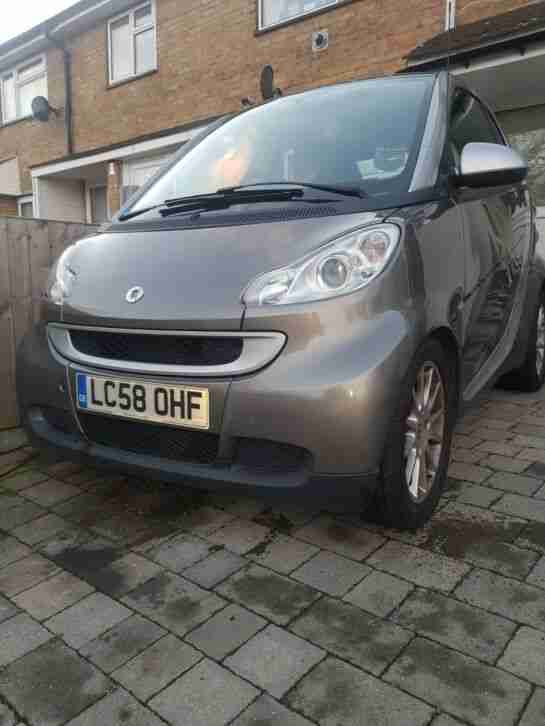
[2,388,545,726]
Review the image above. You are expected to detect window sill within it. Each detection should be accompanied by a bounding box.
[255,0,354,35]
[107,68,158,90]
[0,114,34,129]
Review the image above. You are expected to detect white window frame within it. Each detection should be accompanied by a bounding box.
[0,54,47,125]
[107,1,157,85]
[17,194,34,218]
[258,0,340,30]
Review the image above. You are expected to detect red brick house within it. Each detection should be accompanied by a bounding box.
[0,0,542,222]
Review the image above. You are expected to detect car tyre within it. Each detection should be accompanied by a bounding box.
[499,291,545,393]
[371,338,457,530]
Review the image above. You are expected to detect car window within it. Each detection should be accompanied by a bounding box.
[128,75,435,213]
[450,90,503,168]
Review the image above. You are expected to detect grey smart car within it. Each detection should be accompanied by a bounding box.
[18,71,545,528]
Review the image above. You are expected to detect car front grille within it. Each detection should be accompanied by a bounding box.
[79,413,219,465]
[69,329,243,367]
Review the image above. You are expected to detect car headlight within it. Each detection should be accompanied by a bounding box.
[242,224,401,306]
[46,247,77,306]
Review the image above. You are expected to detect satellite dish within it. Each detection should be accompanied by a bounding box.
[260,65,276,101]
[31,96,56,122]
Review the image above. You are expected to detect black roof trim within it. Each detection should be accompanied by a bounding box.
[407,1,545,65]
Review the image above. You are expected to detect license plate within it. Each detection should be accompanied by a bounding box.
[75,373,209,430]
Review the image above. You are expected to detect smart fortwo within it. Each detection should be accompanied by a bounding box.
[18,71,544,528]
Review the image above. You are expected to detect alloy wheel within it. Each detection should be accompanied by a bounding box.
[404,361,446,503]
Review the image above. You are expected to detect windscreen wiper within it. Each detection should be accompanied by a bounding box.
[118,182,365,222]
[220,182,367,199]
[118,187,305,221]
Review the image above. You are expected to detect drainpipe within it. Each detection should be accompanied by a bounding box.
[46,34,73,156]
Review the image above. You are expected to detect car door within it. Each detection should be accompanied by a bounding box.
[450,87,525,387]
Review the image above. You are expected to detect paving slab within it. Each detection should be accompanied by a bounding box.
[216,564,319,625]
[0,469,47,493]
[516,521,545,554]
[0,640,111,726]
[147,533,213,571]
[367,540,470,592]
[430,716,465,726]
[498,626,545,686]
[0,593,18,624]
[0,428,28,454]
[112,634,202,701]
[0,612,53,668]
[12,514,72,546]
[294,515,385,560]
[65,689,164,726]
[45,591,132,648]
[481,455,531,474]
[231,695,314,726]
[12,570,94,621]
[177,505,237,537]
[449,481,504,507]
[247,533,319,574]
[183,548,246,587]
[287,656,433,726]
[22,479,80,507]
[487,472,543,496]
[149,658,259,726]
[0,500,45,531]
[291,596,412,675]
[79,614,164,673]
[86,552,163,596]
[393,588,517,662]
[0,703,16,726]
[186,603,266,659]
[0,535,31,569]
[343,569,413,617]
[519,688,545,726]
[206,519,271,554]
[455,568,545,630]
[448,461,492,483]
[225,625,324,698]
[122,570,226,636]
[385,637,531,726]
[0,450,35,477]
[45,538,124,581]
[494,494,545,522]
[0,489,25,511]
[0,554,59,597]
[527,557,545,589]
[291,551,370,596]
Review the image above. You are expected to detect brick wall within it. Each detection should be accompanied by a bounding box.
[456,0,534,26]
[0,0,534,194]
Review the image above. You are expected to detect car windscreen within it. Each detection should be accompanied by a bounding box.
[129,75,435,212]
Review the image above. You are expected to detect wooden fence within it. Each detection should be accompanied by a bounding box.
[0,216,98,430]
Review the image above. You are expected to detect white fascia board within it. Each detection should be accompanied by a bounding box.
[0,35,48,73]
[451,38,545,74]
[31,124,209,179]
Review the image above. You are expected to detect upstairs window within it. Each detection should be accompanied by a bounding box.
[259,0,340,30]
[1,56,47,124]
[108,1,156,84]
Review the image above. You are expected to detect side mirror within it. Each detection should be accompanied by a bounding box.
[455,142,528,189]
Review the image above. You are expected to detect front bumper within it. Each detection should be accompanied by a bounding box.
[17,304,416,508]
